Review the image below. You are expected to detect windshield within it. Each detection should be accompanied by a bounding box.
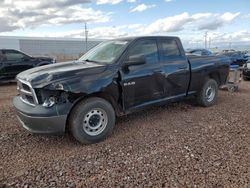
[79,40,129,64]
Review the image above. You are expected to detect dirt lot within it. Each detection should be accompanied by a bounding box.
[0,82,249,187]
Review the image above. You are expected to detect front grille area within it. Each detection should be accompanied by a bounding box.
[17,79,38,106]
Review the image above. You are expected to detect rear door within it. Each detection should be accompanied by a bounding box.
[159,39,190,97]
[2,50,34,77]
[120,39,165,109]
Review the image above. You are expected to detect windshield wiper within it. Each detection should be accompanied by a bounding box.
[85,59,100,64]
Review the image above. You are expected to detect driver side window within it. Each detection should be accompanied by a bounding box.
[127,39,159,64]
[4,50,25,61]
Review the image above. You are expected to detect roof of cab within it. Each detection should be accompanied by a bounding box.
[115,36,180,41]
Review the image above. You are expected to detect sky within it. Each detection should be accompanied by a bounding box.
[0,0,249,48]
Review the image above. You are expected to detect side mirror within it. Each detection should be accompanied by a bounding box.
[124,55,146,67]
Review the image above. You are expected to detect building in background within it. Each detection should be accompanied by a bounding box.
[0,36,103,62]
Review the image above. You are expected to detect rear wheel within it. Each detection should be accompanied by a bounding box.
[197,79,218,107]
[69,97,115,144]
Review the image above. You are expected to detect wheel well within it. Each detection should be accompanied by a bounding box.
[68,92,122,119]
[88,92,122,116]
[65,92,122,132]
[208,72,221,86]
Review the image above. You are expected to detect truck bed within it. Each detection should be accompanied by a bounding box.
[187,55,230,93]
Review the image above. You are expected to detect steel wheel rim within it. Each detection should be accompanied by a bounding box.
[82,108,108,136]
[206,85,215,102]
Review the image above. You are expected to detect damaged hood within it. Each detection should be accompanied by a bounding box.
[16,61,106,88]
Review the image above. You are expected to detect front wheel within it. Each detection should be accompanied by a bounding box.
[69,97,115,144]
[196,79,218,107]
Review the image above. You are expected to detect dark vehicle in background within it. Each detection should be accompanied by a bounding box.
[244,51,250,58]
[218,50,247,66]
[222,49,236,53]
[13,36,230,144]
[0,49,55,82]
[186,48,213,56]
[243,58,250,81]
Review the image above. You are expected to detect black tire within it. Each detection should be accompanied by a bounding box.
[69,97,115,144]
[243,76,248,81]
[197,79,218,107]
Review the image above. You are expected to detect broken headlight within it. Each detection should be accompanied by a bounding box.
[42,96,56,108]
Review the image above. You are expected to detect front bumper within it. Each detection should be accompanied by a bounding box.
[16,111,66,134]
[13,96,70,134]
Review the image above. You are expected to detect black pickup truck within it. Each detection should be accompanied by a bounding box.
[0,49,55,82]
[13,36,230,144]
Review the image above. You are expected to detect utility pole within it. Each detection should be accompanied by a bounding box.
[209,37,211,49]
[204,31,208,49]
[85,22,88,53]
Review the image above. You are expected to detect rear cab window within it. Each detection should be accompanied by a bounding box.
[160,39,182,59]
[127,39,159,64]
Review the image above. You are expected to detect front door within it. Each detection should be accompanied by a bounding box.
[120,39,165,109]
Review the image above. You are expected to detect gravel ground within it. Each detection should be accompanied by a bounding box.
[0,82,249,187]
